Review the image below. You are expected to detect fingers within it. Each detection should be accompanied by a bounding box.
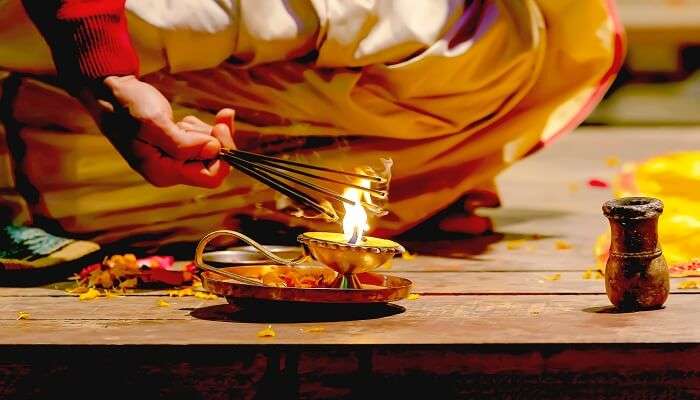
[177,116,233,151]
[142,117,220,161]
[214,108,236,150]
[101,76,230,187]
[215,108,235,127]
[177,120,210,135]
[179,159,230,188]
[133,140,229,188]
[212,123,235,149]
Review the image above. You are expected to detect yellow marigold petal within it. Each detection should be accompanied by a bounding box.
[257,325,276,338]
[119,278,138,289]
[407,293,421,300]
[194,291,218,300]
[301,326,326,333]
[506,240,525,250]
[16,311,30,320]
[157,299,171,307]
[65,286,89,295]
[79,288,101,301]
[554,240,573,250]
[110,255,125,268]
[528,304,543,315]
[103,290,123,298]
[582,267,605,280]
[168,287,195,297]
[543,273,561,281]
[606,156,621,168]
[678,280,699,289]
[401,252,416,260]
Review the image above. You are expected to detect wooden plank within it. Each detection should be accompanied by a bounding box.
[0,285,174,297]
[496,127,700,214]
[618,0,700,30]
[0,271,698,297]
[400,272,700,295]
[1,294,699,345]
[396,233,599,273]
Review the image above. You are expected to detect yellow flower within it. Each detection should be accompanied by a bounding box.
[16,311,30,320]
[119,278,138,289]
[257,325,276,338]
[99,271,113,288]
[110,254,125,266]
[79,288,101,301]
[406,293,421,300]
[401,252,416,260]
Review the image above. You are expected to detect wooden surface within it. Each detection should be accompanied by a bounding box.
[1,127,699,398]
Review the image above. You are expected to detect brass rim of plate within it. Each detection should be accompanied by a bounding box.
[297,232,404,255]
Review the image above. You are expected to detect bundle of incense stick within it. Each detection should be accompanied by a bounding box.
[219,149,387,222]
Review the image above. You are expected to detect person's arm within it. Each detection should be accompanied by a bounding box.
[21,0,233,188]
[21,0,138,88]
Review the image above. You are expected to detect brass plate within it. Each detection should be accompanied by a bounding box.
[202,265,412,304]
[202,246,302,265]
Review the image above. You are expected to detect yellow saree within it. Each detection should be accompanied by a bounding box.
[0,0,624,247]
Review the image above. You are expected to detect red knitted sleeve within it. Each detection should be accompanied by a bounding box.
[22,0,139,86]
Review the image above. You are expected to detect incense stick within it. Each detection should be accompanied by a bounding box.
[219,149,388,220]
[226,149,386,183]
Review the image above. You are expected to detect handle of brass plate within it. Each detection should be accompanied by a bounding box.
[194,230,309,286]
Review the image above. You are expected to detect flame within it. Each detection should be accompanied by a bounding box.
[342,179,370,244]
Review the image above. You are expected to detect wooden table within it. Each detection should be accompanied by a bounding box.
[2,127,699,399]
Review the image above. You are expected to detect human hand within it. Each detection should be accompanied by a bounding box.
[175,108,237,152]
[83,75,234,188]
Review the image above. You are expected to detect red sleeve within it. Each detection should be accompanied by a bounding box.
[21,0,139,86]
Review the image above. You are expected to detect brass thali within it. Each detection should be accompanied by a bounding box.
[195,230,413,304]
[201,265,412,304]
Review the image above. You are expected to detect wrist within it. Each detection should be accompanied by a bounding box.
[78,76,136,123]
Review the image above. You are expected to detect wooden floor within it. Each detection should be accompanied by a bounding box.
[1,126,699,399]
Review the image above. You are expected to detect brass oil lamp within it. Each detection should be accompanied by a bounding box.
[193,185,411,303]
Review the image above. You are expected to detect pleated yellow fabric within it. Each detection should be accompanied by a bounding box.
[0,0,624,247]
